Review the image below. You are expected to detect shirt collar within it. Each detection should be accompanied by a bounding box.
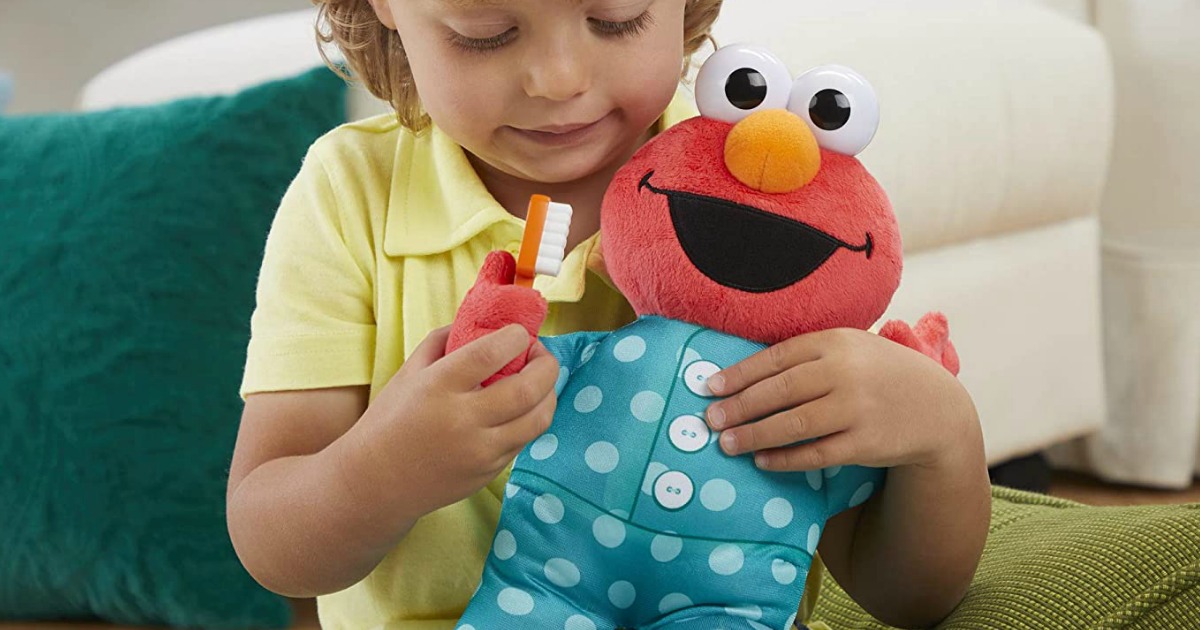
[384,90,699,261]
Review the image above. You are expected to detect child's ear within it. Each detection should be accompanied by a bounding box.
[366,0,397,30]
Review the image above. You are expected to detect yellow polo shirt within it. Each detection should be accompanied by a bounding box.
[240,92,823,629]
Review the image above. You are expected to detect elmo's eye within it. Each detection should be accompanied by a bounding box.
[788,65,880,156]
[696,44,791,124]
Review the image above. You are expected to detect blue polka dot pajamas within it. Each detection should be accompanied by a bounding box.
[457,316,885,630]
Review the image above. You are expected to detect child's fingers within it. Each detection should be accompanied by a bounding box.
[707,360,830,431]
[435,324,531,389]
[718,395,842,457]
[493,383,557,456]
[480,342,560,423]
[754,429,858,472]
[708,333,823,398]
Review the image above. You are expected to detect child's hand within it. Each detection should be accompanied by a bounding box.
[350,324,560,516]
[704,326,975,472]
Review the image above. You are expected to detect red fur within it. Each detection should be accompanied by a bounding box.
[446,251,547,386]
[879,312,960,376]
[601,117,903,345]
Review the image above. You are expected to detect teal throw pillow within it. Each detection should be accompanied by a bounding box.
[0,66,346,628]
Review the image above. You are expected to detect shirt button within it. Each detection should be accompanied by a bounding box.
[653,470,694,511]
[669,415,710,453]
[683,360,722,397]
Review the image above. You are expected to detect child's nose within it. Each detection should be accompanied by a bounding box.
[724,110,822,194]
[523,46,591,101]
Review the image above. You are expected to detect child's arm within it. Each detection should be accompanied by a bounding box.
[818,418,989,628]
[227,325,560,597]
[704,318,989,628]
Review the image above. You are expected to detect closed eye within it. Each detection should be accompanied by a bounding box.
[448,26,518,53]
[589,11,654,38]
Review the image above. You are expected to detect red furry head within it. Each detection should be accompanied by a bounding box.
[600,53,901,345]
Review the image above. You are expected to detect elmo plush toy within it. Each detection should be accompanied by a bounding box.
[448,45,959,630]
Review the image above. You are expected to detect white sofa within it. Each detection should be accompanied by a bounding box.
[1047,0,1200,489]
[81,1,1114,467]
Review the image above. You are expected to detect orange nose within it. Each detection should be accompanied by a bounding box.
[724,110,821,194]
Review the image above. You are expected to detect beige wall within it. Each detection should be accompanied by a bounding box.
[1034,0,1093,22]
[0,0,302,114]
[0,0,1094,115]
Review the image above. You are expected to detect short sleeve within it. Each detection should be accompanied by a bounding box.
[825,464,887,520]
[239,145,377,399]
[539,331,611,397]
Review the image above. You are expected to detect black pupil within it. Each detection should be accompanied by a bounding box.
[809,89,852,130]
[726,68,768,110]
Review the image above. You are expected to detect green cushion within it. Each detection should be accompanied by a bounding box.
[0,67,345,628]
[811,486,1200,629]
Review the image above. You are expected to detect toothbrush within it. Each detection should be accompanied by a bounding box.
[515,194,573,289]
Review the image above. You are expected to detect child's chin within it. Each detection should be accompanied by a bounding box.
[516,152,614,185]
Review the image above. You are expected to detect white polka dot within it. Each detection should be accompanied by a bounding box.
[505,482,520,498]
[630,391,666,423]
[574,386,603,413]
[580,343,599,364]
[708,544,744,575]
[658,593,693,614]
[683,361,722,397]
[806,469,823,491]
[565,615,596,630]
[533,494,565,524]
[585,441,620,474]
[763,498,794,529]
[642,462,669,495]
[669,415,711,452]
[651,533,683,562]
[608,581,636,609]
[497,587,534,615]
[555,367,570,392]
[493,529,516,560]
[678,348,703,377]
[772,559,797,585]
[544,558,581,588]
[825,465,843,478]
[530,434,559,461]
[653,470,694,510]
[807,523,821,554]
[457,625,476,630]
[786,613,798,630]
[725,604,763,620]
[746,621,773,630]
[700,478,736,512]
[850,482,875,507]
[613,336,646,362]
[592,514,626,548]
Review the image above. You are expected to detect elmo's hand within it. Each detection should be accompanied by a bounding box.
[446,251,548,386]
[879,312,960,376]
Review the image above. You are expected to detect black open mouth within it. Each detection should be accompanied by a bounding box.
[639,171,874,294]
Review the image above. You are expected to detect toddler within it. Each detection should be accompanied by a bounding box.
[226,1,991,629]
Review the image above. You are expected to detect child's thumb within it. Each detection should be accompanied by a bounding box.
[405,326,453,370]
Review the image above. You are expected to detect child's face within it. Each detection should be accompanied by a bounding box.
[372,0,688,184]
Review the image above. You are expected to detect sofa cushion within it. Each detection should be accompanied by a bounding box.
[0,66,345,628]
[811,486,1200,629]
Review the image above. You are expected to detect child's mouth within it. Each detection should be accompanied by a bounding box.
[509,112,614,147]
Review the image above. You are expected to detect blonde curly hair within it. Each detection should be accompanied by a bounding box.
[315,0,723,132]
